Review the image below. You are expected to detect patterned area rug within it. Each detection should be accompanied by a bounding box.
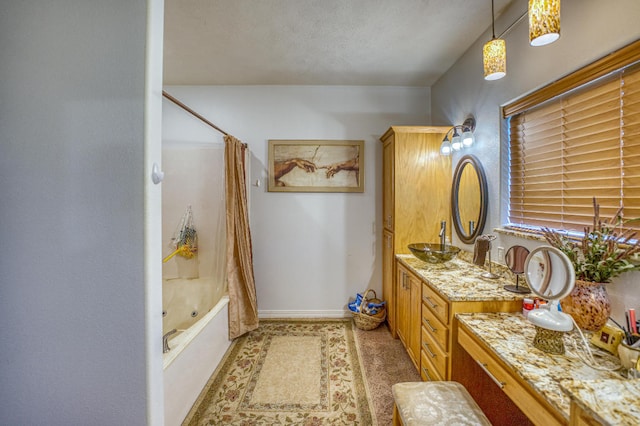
[183,319,376,425]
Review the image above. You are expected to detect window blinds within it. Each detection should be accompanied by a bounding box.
[508,64,640,234]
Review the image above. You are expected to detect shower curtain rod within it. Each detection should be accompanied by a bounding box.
[162,90,230,137]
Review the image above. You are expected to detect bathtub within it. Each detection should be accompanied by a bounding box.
[162,278,231,426]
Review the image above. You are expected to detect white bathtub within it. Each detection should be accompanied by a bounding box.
[162,278,231,426]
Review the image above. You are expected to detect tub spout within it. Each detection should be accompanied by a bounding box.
[163,329,177,353]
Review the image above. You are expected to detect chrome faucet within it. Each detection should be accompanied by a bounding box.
[439,220,446,248]
[163,329,177,353]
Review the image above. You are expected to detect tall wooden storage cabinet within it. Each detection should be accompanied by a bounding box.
[380,126,451,337]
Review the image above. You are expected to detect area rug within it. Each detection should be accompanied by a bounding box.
[183,319,376,425]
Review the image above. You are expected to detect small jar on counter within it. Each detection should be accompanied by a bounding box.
[522,298,535,318]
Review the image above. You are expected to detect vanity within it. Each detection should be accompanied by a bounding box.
[395,254,524,380]
[457,312,637,426]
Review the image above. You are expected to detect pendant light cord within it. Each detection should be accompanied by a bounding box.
[491,0,496,39]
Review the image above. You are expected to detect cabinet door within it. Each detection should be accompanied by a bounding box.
[407,271,422,368]
[382,139,394,232]
[396,262,420,371]
[383,229,396,336]
[396,265,410,348]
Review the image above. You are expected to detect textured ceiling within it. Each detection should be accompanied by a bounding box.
[163,0,515,86]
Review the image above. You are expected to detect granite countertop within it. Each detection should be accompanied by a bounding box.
[457,312,627,422]
[396,253,528,302]
[559,379,640,426]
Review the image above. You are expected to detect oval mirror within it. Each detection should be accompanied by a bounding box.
[451,155,488,244]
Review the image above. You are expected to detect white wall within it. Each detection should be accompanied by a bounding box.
[431,0,640,325]
[0,1,164,424]
[163,86,429,315]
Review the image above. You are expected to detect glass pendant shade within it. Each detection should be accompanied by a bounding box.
[529,0,560,46]
[483,38,506,81]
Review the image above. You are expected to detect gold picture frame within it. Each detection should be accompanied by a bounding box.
[268,140,364,193]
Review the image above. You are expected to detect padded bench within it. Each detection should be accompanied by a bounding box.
[392,381,491,425]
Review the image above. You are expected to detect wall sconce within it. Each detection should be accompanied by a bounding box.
[484,0,506,80]
[529,0,560,47]
[440,117,476,156]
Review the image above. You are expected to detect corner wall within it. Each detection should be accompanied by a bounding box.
[431,0,640,323]
[0,1,162,424]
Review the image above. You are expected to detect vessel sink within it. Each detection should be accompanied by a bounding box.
[408,243,460,264]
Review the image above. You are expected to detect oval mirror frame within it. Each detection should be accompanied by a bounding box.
[451,154,488,244]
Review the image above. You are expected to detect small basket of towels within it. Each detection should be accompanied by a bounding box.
[349,289,386,330]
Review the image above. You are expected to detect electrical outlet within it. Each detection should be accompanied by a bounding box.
[590,325,624,354]
[497,246,504,261]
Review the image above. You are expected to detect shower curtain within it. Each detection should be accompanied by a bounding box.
[224,135,258,339]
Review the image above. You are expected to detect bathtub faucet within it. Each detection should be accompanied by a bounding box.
[163,329,177,353]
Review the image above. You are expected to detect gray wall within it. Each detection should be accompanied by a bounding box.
[0,1,159,424]
[431,0,640,323]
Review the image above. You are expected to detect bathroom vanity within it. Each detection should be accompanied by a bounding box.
[395,254,524,380]
[457,312,635,426]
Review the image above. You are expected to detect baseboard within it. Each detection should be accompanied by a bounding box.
[258,309,351,319]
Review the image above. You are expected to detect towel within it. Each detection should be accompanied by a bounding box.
[473,235,491,266]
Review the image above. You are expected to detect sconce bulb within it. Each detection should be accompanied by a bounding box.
[462,130,474,147]
[440,140,452,156]
[451,129,462,151]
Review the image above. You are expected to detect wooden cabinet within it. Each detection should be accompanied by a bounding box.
[394,257,522,383]
[396,263,422,370]
[380,126,451,336]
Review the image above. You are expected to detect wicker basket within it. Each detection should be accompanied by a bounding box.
[352,289,387,330]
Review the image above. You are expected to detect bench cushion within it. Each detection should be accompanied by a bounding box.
[392,381,491,425]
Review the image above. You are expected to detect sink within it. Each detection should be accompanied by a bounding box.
[408,243,460,264]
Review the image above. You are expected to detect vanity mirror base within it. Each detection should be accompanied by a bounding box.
[503,284,531,294]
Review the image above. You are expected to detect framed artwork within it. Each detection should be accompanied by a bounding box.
[268,139,364,193]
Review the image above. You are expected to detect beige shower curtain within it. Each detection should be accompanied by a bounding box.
[224,135,259,339]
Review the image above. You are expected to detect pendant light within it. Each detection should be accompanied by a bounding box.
[529,0,560,47]
[483,0,506,81]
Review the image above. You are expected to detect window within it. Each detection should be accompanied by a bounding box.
[504,40,640,235]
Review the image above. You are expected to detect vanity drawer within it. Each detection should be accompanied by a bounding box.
[421,303,448,351]
[458,326,564,426]
[421,349,444,382]
[422,283,449,325]
[421,326,448,379]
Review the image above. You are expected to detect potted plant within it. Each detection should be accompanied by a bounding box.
[541,198,640,331]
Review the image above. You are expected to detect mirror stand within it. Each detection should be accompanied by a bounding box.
[504,274,530,293]
[503,245,531,294]
[524,246,576,354]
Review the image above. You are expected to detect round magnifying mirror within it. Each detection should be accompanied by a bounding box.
[524,246,575,332]
[503,245,531,294]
